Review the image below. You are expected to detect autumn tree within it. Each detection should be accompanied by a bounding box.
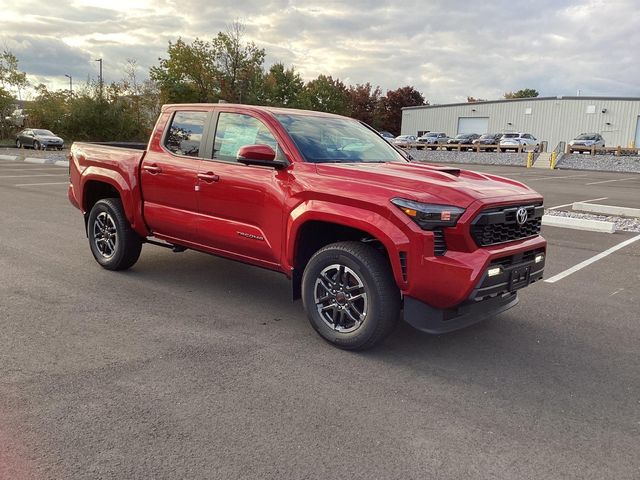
[467,96,487,103]
[377,86,426,135]
[348,83,382,127]
[504,88,539,99]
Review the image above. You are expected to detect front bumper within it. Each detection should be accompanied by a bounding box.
[403,249,544,334]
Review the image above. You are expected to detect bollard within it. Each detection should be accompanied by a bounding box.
[527,152,533,168]
[550,151,557,169]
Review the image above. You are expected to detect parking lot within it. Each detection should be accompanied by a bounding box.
[1,158,638,479]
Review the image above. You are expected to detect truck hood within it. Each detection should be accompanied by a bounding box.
[315,162,539,207]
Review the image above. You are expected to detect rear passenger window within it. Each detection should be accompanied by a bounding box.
[165,111,207,157]
[213,112,279,162]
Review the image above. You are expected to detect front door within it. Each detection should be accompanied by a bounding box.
[141,110,208,243]
[195,110,287,267]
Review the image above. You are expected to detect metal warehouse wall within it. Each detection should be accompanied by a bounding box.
[401,97,640,149]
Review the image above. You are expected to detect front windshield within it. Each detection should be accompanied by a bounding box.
[576,134,596,140]
[502,133,518,138]
[275,114,407,163]
[34,129,54,136]
[480,134,494,139]
[455,134,468,139]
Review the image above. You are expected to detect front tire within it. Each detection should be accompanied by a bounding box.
[16,139,21,149]
[87,198,142,270]
[302,242,400,350]
[33,140,41,150]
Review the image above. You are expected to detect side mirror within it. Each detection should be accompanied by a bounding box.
[237,144,288,169]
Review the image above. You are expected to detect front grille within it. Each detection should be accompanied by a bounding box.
[471,204,543,247]
[433,228,447,256]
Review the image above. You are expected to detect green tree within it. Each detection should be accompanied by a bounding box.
[262,63,304,107]
[348,83,382,127]
[377,86,426,135]
[150,38,220,104]
[213,21,266,103]
[504,88,539,99]
[299,75,350,115]
[0,50,29,100]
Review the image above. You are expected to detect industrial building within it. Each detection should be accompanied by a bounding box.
[401,96,640,150]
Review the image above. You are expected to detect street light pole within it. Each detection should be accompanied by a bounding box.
[64,74,73,95]
[95,58,103,95]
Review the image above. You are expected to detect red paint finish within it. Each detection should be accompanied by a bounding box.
[69,103,546,312]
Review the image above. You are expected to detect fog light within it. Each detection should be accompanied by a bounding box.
[488,267,502,277]
[535,254,545,264]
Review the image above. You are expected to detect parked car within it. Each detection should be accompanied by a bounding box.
[417,132,449,149]
[568,133,605,152]
[378,131,395,142]
[16,129,64,150]
[499,133,539,152]
[473,133,503,145]
[446,133,480,150]
[67,103,546,350]
[392,135,417,148]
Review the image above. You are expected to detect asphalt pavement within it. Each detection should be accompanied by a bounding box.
[0,159,638,479]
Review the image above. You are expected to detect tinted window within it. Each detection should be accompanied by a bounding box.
[213,113,278,163]
[165,111,207,157]
[276,113,406,164]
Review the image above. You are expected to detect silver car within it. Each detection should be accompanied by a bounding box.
[569,133,605,150]
[417,132,449,149]
[16,129,65,150]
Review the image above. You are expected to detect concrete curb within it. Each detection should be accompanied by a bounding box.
[0,154,18,162]
[573,202,640,219]
[54,160,69,168]
[542,215,616,233]
[24,157,48,165]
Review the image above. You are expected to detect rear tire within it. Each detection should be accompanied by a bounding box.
[302,241,400,350]
[87,198,142,271]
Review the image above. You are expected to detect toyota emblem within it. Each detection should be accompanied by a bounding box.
[516,207,528,226]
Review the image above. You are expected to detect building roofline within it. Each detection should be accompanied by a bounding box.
[402,96,640,111]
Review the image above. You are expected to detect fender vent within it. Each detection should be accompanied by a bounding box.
[433,228,447,256]
[399,251,408,281]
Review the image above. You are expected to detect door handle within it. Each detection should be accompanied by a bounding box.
[197,172,220,183]
[143,164,162,174]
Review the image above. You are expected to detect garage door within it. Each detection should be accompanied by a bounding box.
[457,117,489,135]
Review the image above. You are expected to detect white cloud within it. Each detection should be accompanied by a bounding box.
[1,0,639,101]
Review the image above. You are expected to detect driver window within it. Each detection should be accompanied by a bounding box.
[213,113,280,163]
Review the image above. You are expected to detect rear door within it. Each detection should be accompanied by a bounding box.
[141,110,210,243]
[195,109,288,267]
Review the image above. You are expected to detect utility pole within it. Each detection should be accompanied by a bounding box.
[95,58,103,95]
[64,74,73,95]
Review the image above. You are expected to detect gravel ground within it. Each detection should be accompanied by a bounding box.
[0,147,68,162]
[544,209,640,232]
[409,149,529,166]
[556,153,640,173]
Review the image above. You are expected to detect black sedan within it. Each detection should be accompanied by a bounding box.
[16,129,65,150]
[445,133,480,150]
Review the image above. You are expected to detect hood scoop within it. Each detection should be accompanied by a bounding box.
[422,165,461,176]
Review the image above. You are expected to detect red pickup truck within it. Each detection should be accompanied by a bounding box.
[68,104,546,349]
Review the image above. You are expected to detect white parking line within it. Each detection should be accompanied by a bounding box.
[526,174,592,181]
[547,197,608,210]
[545,234,640,283]
[585,177,637,185]
[14,182,69,187]
[0,174,67,178]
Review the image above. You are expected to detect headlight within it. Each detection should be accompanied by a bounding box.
[391,198,465,230]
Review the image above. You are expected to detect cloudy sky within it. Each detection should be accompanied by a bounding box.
[1,0,639,103]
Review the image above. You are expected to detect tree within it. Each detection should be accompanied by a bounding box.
[504,88,539,99]
[467,96,487,103]
[262,63,304,107]
[348,83,382,127]
[150,38,221,104]
[213,21,266,103]
[377,86,426,135]
[299,75,350,115]
[0,50,29,101]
